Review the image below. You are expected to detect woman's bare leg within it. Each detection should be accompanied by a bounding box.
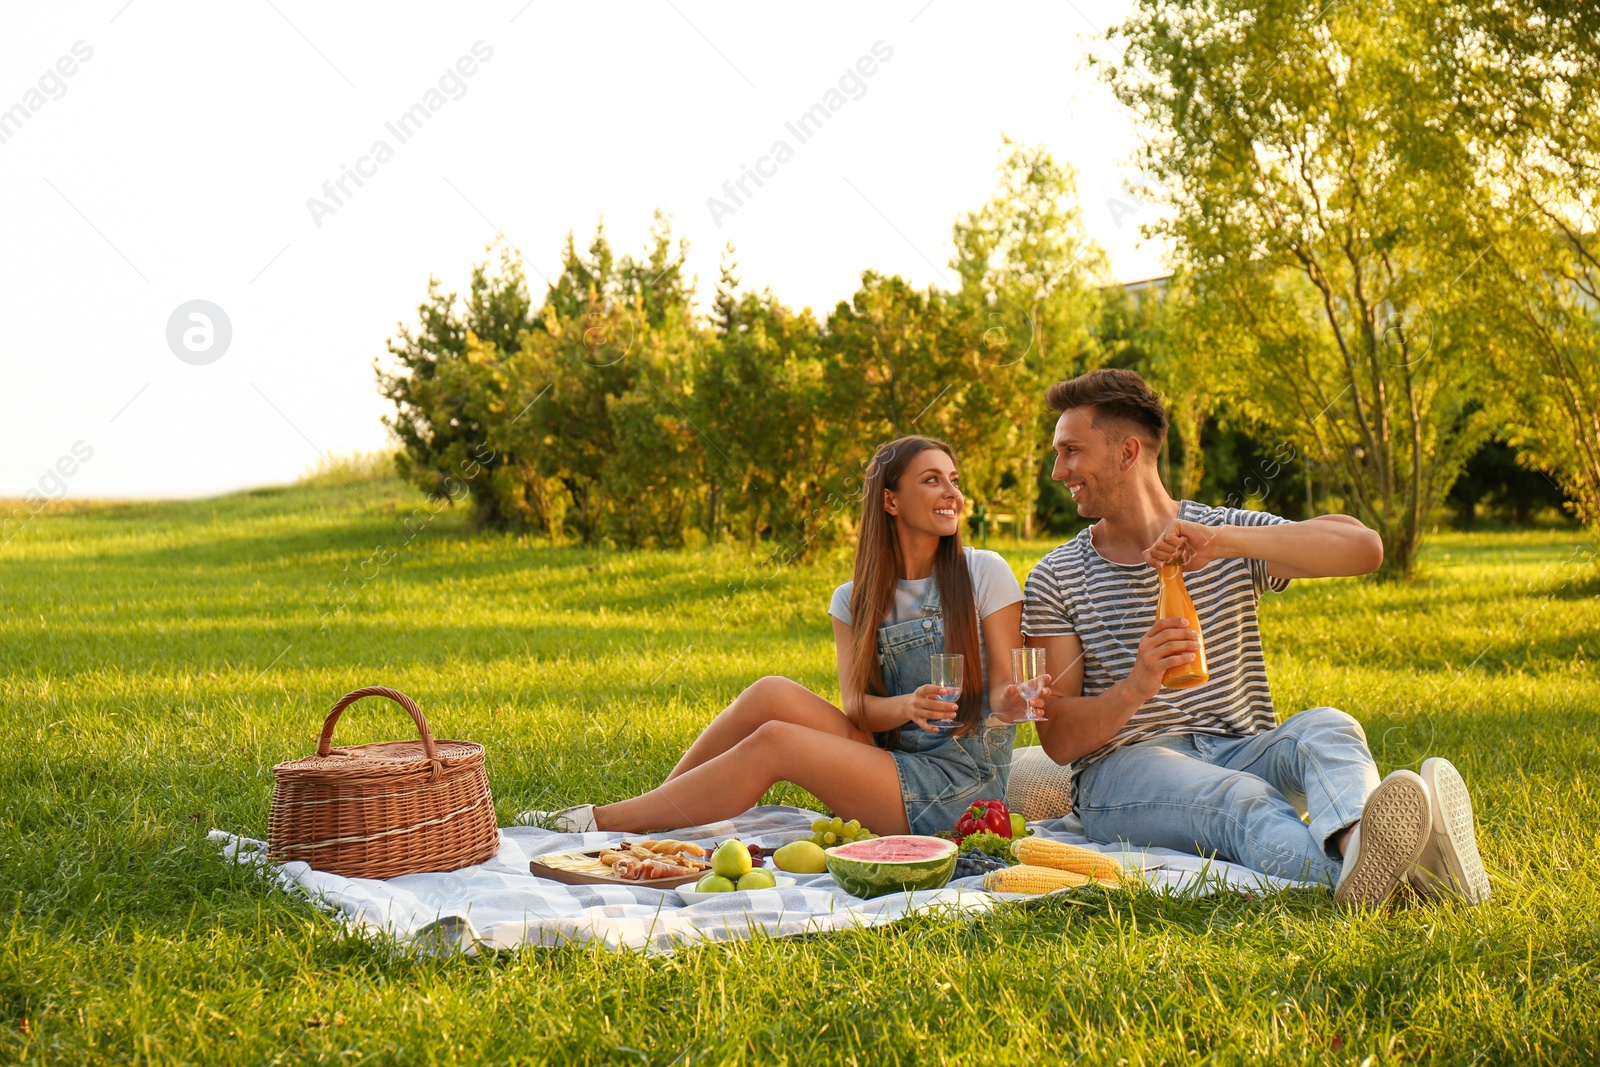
[664,676,871,782]
[597,720,910,835]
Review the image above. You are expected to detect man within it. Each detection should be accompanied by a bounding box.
[1024,368,1490,906]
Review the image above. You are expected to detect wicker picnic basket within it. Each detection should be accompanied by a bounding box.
[268,686,500,879]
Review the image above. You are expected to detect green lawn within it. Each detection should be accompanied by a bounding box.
[3,470,1597,1065]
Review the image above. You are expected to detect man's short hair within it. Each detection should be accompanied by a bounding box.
[1045,368,1169,449]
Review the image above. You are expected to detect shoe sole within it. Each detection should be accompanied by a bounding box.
[1335,771,1431,907]
[1417,758,1491,904]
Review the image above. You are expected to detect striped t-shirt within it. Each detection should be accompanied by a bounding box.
[1021,501,1291,775]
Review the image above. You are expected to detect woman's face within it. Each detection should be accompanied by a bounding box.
[884,447,963,538]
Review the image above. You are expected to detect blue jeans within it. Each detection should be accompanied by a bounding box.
[1074,707,1381,884]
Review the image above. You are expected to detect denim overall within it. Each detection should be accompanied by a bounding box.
[877,576,1017,836]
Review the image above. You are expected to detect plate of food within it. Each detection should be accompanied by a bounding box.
[675,873,795,905]
[531,838,712,888]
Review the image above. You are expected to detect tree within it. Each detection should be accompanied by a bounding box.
[1114,273,1251,501]
[1447,440,1570,528]
[1481,226,1600,536]
[821,273,977,528]
[1447,2,1600,537]
[511,219,703,546]
[1103,0,1498,576]
[694,250,830,550]
[381,221,708,547]
[948,140,1106,537]
[375,240,532,524]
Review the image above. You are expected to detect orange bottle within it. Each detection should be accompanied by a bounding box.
[1157,562,1210,689]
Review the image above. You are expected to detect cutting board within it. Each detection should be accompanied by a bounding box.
[530,848,705,889]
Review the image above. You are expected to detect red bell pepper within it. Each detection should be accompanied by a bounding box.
[956,799,1013,841]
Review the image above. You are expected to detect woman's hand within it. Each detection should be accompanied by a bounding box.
[902,685,960,733]
[991,673,1053,725]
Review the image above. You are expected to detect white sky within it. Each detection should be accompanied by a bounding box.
[1,0,1169,500]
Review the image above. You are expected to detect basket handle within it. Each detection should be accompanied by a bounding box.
[317,686,439,761]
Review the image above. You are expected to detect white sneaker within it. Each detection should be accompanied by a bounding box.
[515,804,598,833]
[1334,769,1432,907]
[1410,758,1491,905]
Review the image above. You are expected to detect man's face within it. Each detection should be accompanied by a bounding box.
[1050,406,1132,519]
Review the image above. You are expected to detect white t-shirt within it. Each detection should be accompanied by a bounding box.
[829,547,1024,627]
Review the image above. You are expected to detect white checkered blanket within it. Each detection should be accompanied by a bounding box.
[211,805,1309,954]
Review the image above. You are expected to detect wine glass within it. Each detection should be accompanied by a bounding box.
[1011,647,1048,722]
[929,654,963,730]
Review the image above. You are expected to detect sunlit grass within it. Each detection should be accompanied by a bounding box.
[2,474,1597,1064]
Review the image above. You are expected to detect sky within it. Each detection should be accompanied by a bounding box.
[1,0,1170,500]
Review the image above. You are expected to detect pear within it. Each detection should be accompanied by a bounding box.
[773,839,828,874]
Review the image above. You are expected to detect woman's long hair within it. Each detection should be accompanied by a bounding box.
[848,436,983,748]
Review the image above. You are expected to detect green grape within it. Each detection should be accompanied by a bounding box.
[811,819,830,833]
[823,831,837,845]
[830,817,845,833]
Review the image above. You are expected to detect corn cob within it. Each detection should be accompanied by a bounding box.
[1012,837,1125,883]
[983,864,1090,894]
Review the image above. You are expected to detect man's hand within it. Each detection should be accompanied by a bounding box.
[1144,514,1383,578]
[993,674,1054,724]
[1142,519,1223,570]
[1127,617,1200,698]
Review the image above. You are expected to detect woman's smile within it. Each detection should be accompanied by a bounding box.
[889,446,965,538]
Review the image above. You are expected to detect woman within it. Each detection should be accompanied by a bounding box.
[541,436,1047,836]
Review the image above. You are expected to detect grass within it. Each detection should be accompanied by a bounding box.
[2,468,1598,1065]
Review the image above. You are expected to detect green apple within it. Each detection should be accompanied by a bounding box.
[1010,813,1027,838]
[710,839,753,880]
[736,868,777,891]
[695,873,736,893]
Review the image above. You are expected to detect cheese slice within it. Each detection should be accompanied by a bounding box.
[538,851,616,877]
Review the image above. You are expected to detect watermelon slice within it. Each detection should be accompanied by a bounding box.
[824,835,958,899]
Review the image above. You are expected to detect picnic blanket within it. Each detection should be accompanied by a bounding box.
[211,805,1311,954]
